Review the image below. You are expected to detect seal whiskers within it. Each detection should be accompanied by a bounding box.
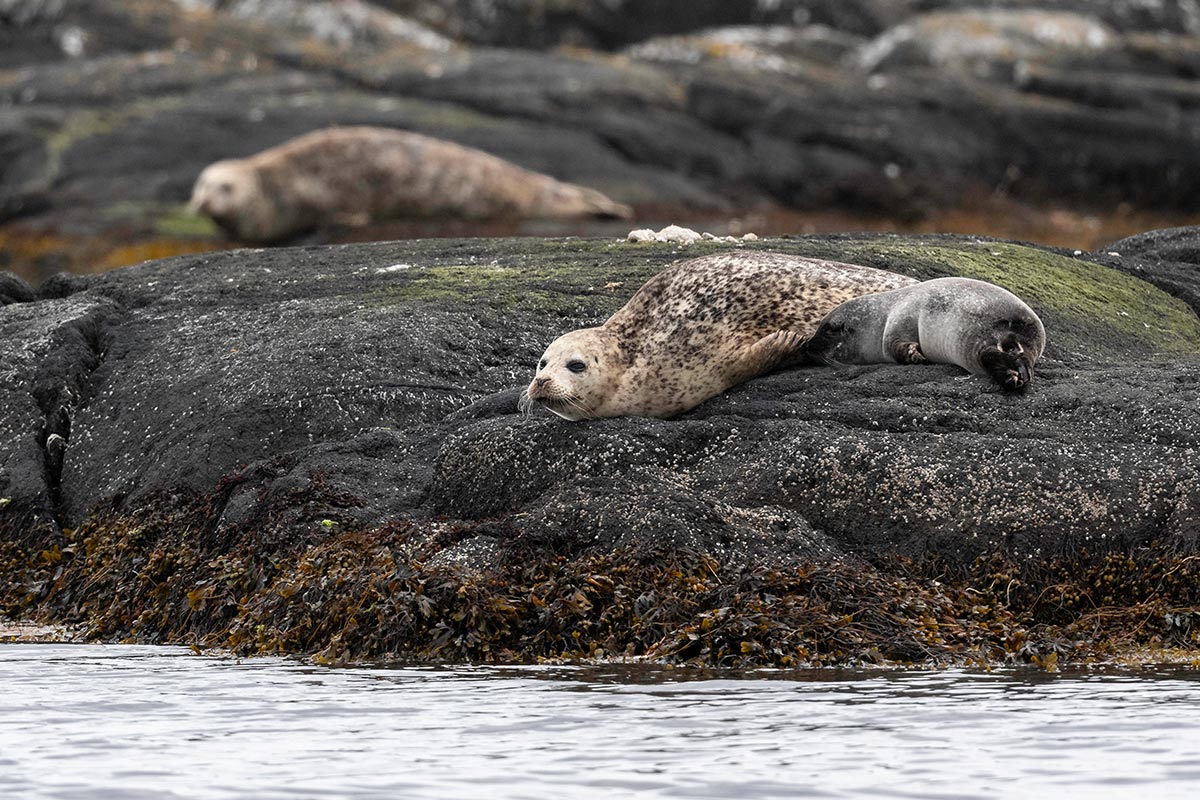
[562,395,597,420]
[517,391,535,418]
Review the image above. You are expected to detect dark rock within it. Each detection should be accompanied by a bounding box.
[7,0,1200,279]
[626,23,870,72]
[0,111,57,224]
[380,0,911,50]
[0,0,174,68]
[1106,224,1200,265]
[0,289,117,548]
[0,271,35,304]
[514,476,842,564]
[908,1,1200,37]
[1097,225,1200,317]
[3,233,1197,558]
[2,232,1199,661]
[855,10,1122,77]
[649,11,1200,212]
[185,0,452,53]
[36,271,91,299]
[435,354,1200,566]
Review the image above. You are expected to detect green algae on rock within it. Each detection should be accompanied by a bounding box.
[759,236,1200,357]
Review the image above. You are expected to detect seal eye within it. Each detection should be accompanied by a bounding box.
[538,359,547,370]
[219,183,233,195]
[566,360,587,374]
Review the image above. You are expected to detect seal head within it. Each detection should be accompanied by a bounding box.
[189,160,276,241]
[977,329,1042,390]
[521,328,624,421]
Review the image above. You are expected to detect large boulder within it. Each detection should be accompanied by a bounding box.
[2,232,1200,664]
[1099,226,1200,317]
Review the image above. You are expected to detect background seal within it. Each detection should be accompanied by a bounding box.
[190,126,633,242]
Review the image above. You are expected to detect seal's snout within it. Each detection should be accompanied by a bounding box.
[798,335,830,365]
[527,376,553,401]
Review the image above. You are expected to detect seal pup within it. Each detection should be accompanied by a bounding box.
[803,277,1046,390]
[522,251,916,420]
[189,126,633,242]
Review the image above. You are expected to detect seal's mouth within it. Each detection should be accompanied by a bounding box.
[802,344,844,368]
[519,385,594,421]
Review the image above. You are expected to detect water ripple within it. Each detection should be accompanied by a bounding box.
[2,645,1200,799]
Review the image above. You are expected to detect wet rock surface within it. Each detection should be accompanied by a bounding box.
[1,233,1198,636]
[1099,225,1200,319]
[5,1,1200,283]
[1,232,1199,663]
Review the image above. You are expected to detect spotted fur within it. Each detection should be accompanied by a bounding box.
[189,126,633,242]
[524,251,916,420]
[803,277,1046,391]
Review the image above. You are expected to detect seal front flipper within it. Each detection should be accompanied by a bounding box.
[444,387,528,423]
[738,329,808,379]
[889,340,927,364]
[979,340,1036,392]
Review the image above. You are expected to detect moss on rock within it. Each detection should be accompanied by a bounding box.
[750,236,1200,357]
[340,235,1200,357]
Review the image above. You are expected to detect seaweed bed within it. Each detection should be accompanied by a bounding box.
[8,497,1200,668]
[3,232,1200,668]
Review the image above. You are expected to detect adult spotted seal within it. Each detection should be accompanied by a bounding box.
[803,276,1046,390]
[189,126,633,242]
[521,251,916,420]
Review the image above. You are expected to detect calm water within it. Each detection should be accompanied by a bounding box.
[2,645,1200,799]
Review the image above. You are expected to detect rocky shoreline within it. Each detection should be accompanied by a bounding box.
[6,1,1200,282]
[3,230,1200,666]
